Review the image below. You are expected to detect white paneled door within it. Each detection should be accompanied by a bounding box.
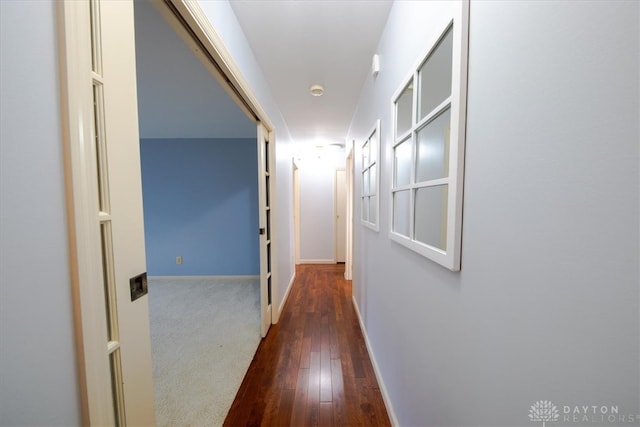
[257,124,273,337]
[335,169,347,263]
[58,0,155,424]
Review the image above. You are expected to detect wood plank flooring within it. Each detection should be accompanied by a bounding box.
[224,264,391,426]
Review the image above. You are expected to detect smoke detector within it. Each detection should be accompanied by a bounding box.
[309,84,325,97]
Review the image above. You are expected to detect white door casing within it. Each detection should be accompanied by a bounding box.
[58,0,155,424]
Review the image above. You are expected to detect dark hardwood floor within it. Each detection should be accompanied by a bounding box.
[224,264,391,426]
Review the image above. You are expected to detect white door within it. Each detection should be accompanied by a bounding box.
[335,169,347,263]
[257,124,273,337]
[59,0,155,424]
[293,162,300,265]
[345,148,354,279]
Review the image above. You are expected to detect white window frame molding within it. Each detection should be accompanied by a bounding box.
[389,2,469,271]
[361,119,381,231]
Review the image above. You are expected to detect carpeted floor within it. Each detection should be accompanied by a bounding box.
[147,276,261,427]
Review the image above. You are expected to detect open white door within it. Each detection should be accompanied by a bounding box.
[335,169,347,263]
[345,145,354,280]
[257,123,273,337]
[58,0,155,424]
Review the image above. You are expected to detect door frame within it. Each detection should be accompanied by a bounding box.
[58,1,156,424]
[58,0,280,422]
[57,2,111,422]
[156,0,279,324]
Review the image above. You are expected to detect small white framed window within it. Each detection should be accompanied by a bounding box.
[361,119,381,231]
[389,4,469,271]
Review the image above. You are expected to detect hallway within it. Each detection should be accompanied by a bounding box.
[224,264,391,426]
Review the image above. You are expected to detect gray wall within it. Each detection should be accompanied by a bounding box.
[0,1,81,425]
[298,160,337,262]
[348,1,639,426]
[140,138,260,276]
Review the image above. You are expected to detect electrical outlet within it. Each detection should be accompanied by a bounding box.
[176,256,183,265]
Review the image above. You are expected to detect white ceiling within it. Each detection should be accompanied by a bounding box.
[229,0,393,146]
[134,0,256,139]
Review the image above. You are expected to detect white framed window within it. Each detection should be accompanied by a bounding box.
[389,4,469,271]
[361,119,381,231]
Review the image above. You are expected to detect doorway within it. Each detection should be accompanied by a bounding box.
[292,149,352,266]
[60,0,277,422]
[133,1,271,424]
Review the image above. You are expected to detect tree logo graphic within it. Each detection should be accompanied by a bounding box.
[529,400,559,427]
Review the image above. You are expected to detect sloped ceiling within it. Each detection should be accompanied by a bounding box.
[134,0,256,139]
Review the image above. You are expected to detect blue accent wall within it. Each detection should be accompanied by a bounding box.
[140,138,259,276]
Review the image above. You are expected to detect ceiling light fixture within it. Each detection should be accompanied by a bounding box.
[309,84,324,97]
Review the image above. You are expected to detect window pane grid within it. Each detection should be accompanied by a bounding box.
[417,25,453,120]
[362,140,369,167]
[99,223,118,342]
[413,178,449,189]
[394,80,414,138]
[413,185,448,251]
[393,136,413,188]
[109,350,126,427]
[416,106,451,183]
[389,14,467,270]
[90,1,126,420]
[369,195,378,224]
[415,98,452,130]
[362,197,369,222]
[361,121,380,229]
[92,83,110,213]
[392,190,410,236]
[89,0,102,75]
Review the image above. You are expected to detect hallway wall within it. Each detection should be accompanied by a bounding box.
[0,1,81,424]
[298,162,335,262]
[347,1,639,426]
[296,153,347,263]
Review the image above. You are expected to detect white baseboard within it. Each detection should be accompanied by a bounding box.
[351,295,399,427]
[149,275,259,281]
[298,259,335,264]
[276,271,296,322]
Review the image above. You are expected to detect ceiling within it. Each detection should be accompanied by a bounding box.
[229,0,393,146]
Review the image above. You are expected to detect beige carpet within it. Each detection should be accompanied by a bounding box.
[147,276,260,427]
